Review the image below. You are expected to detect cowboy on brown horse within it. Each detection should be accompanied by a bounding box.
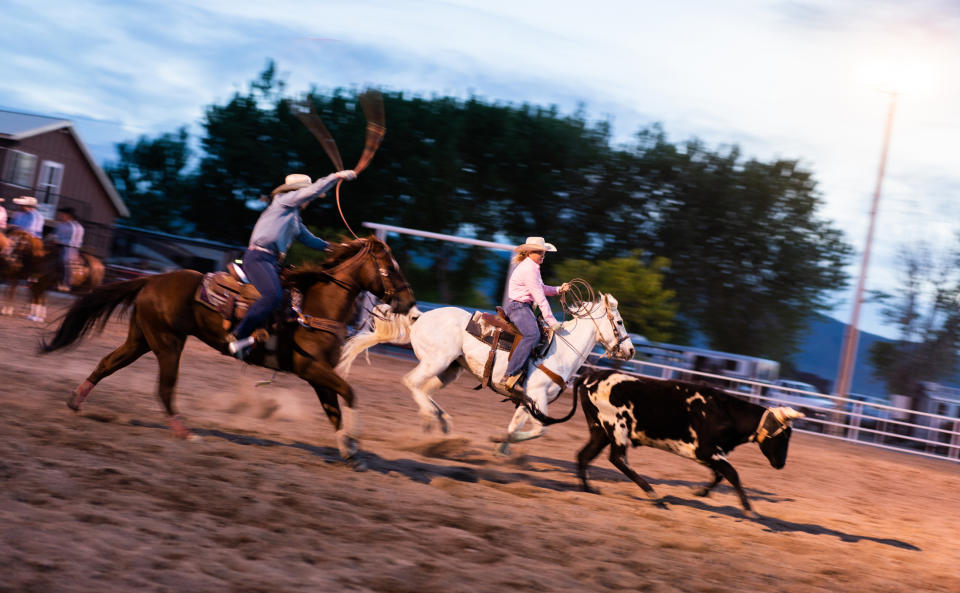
[227,169,357,359]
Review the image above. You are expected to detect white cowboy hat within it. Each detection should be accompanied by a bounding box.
[271,173,313,196]
[515,236,557,253]
[13,196,37,207]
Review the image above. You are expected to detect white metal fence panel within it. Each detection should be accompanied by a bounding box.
[579,357,960,463]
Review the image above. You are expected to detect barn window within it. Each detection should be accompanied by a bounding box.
[35,160,64,218]
[2,150,37,187]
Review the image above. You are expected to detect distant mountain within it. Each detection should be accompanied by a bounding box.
[791,313,891,398]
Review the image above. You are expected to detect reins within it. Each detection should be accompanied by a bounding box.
[290,237,406,332]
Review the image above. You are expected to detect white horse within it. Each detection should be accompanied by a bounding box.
[337,294,635,454]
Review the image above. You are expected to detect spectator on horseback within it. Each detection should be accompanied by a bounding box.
[53,206,84,292]
[9,196,44,238]
[227,169,357,359]
[496,236,571,394]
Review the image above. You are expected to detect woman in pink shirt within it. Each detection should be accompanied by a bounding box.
[497,236,570,394]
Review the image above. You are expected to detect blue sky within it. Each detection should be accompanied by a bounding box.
[4,0,960,341]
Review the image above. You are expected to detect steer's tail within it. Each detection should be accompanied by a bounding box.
[522,373,585,426]
[40,277,150,353]
[336,303,416,376]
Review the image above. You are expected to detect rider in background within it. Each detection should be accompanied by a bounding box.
[496,236,570,394]
[9,196,44,238]
[53,206,84,291]
[227,170,357,359]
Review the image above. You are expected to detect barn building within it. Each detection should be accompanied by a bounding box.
[0,109,129,258]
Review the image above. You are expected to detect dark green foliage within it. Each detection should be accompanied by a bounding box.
[609,128,854,362]
[104,60,853,363]
[103,127,192,232]
[552,251,677,342]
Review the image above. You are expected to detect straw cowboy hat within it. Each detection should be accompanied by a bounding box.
[13,196,37,207]
[515,236,557,253]
[271,173,313,196]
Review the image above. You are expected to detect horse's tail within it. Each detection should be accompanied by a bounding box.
[336,303,415,376]
[40,277,150,353]
[522,372,584,426]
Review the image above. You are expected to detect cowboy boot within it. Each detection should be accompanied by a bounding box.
[496,371,525,395]
[227,334,256,360]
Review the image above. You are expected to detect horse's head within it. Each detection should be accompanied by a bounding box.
[326,236,418,317]
[579,293,635,361]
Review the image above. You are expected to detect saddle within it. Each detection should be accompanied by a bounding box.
[194,263,347,370]
[194,263,264,330]
[465,306,550,390]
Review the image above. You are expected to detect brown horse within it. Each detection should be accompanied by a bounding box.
[40,236,418,468]
[0,229,104,321]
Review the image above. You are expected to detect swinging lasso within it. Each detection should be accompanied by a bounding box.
[289,89,386,238]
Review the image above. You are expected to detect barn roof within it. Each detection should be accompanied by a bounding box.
[0,109,130,218]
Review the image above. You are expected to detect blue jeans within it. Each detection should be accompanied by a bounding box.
[59,245,78,285]
[504,300,539,376]
[232,249,283,340]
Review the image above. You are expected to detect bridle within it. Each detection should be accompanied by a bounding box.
[291,238,408,329]
[555,295,630,360]
[578,294,630,359]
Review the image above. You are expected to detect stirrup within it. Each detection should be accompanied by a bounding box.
[496,372,524,393]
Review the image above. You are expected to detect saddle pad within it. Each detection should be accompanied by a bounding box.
[465,311,517,352]
[195,272,261,320]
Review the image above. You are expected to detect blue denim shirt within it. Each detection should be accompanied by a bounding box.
[10,209,44,238]
[248,173,340,256]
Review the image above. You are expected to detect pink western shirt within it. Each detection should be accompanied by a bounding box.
[507,257,560,325]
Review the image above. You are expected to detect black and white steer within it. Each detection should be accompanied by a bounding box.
[532,369,803,514]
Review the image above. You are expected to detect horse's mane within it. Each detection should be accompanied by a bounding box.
[283,235,382,291]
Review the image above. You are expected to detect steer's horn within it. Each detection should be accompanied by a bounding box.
[771,406,805,423]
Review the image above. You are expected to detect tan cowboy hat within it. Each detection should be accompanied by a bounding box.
[13,196,37,207]
[271,173,312,196]
[515,236,557,253]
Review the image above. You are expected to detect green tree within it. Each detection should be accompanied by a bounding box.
[612,128,853,361]
[104,127,192,231]
[869,242,960,397]
[103,64,851,366]
[551,251,677,342]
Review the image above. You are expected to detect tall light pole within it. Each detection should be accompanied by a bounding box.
[833,91,898,398]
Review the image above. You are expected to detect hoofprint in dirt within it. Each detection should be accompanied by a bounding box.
[0,298,958,593]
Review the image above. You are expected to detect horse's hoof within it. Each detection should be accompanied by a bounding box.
[493,442,511,457]
[345,456,367,472]
[66,394,82,412]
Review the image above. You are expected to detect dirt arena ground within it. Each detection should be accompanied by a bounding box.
[1,292,958,593]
